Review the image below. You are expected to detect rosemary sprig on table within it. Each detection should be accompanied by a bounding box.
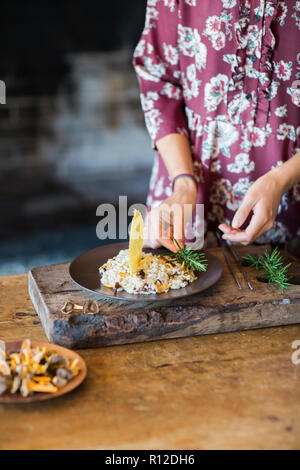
[243,246,292,293]
[162,239,208,272]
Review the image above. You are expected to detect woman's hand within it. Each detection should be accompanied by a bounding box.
[218,169,286,245]
[144,177,197,252]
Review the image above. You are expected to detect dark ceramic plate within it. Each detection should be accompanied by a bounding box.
[0,341,87,403]
[69,242,223,302]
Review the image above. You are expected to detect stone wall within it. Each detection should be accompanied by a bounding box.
[0,0,153,239]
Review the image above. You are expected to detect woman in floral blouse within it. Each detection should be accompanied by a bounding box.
[133,0,300,251]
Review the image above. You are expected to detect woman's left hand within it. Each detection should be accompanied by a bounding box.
[218,169,286,245]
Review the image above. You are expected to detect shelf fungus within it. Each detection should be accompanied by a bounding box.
[61,299,99,315]
[0,339,80,397]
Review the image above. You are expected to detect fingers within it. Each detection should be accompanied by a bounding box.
[222,202,274,245]
[231,196,255,229]
[143,204,185,252]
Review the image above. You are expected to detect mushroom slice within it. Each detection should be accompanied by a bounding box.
[0,375,11,395]
[0,359,11,376]
[52,376,68,387]
[28,381,58,393]
[31,349,45,364]
[21,339,31,351]
[0,340,5,361]
[32,376,51,383]
[20,377,31,397]
[10,376,21,394]
[70,358,79,376]
[56,367,73,381]
[47,354,68,368]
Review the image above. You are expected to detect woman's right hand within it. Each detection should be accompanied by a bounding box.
[143,177,197,252]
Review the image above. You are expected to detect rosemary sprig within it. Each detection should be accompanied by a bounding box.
[243,246,292,293]
[163,239,208,272]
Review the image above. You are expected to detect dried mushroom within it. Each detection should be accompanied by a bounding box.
[0,339,80,397]
[83,300,99,315]
[0,375,11,396]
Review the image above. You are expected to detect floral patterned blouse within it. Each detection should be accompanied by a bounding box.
[133,0,300,243]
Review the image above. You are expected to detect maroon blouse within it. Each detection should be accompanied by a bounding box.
[133,0,300,243]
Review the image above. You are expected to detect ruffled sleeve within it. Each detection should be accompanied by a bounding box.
[132,0,188,149]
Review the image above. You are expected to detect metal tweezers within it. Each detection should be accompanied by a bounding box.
[216,230,254,291]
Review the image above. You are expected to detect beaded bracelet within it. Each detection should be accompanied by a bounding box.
[171,173,198,192]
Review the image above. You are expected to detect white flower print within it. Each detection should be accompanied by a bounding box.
[154,176,165,198]
[268,80,280,100]
[135,65,160,83]
[245,25,261,59]
[144,57,167,79]
[221,0,237,7]
[223,54,240,72]
[292,1,300,29]
[202,119,239,165]
[216,121,239,157]
[185,0,196,5]
[147,43,154,54]
[163,0,176,12]
[145,108,163,141]
[274,60,293,81]
[161,83,181,100]
[286,86,300,107]
[193,29,208,71]
[178,25,207,71]
[211,31,226,50]
[245,60,268,84]
[203,13,231,50]
[276,1,288,26]
[163,43,179,65]
[178,25,195,57]
[227,92,251,123]
[185,106,203,137]
[277,192,289,214]
[133,39,145,58]
[277,123,296,141]
[204,74,229,111]
[149,154,159,191]
[141,93,163,141]
[182,64,202,100]
[140,91,159,111]
[205,16,221,35]
[227,153,255,174]
[275,104,288,117]
[251,127,266,147]
[227,177,252,211]
[144,7,159,35]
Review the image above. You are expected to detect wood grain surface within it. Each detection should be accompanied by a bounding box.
[0,267,300,449]
[28,245,300,349]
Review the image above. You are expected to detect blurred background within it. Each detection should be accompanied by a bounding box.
[0,0,153,275]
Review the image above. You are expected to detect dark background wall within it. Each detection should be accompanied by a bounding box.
[0,0,152,274]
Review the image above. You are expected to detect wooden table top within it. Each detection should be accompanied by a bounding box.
[0,268,300,450]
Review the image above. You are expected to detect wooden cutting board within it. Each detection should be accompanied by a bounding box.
[28,244,300,349]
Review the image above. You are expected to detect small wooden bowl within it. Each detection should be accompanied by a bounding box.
[0,341,87,403]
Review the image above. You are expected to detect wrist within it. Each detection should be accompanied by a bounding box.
[172,174,198,194]
[271,155,300,193]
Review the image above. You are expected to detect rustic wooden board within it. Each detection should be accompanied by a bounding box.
[28,245,300,349]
